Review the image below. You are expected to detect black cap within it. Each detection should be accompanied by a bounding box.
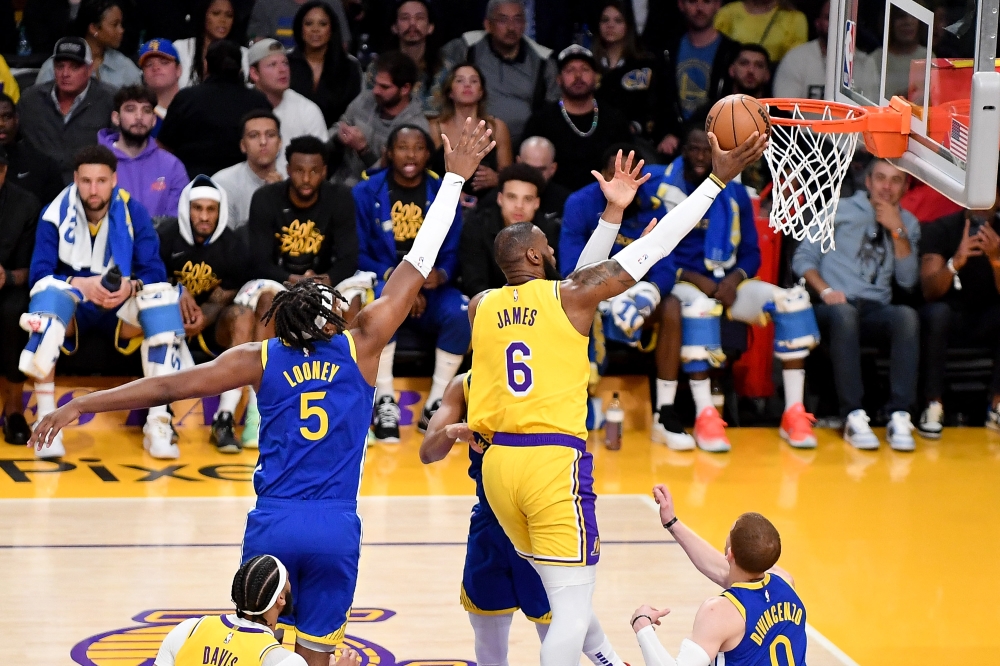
[53,37,93,65]
[557,44,596,72]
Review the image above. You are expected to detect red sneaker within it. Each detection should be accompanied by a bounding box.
[694,407,730,452]
[779,402,818,449]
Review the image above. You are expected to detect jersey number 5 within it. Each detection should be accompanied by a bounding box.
[505,342,533,396]
[300,391,329,441]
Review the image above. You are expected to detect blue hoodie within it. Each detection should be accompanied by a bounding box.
[98,128,189,218]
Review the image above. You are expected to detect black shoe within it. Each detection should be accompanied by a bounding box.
[3,413,30,445]
[166,405,179,443]
[372,395,400,442]
[210,412,242,453]
[417,399,442,434]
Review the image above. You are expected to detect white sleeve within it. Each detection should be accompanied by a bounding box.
[153,618,200,666]
[263,647,309,666]
[402,172,465,277]
[636,629,712,666]
[574,218,621,270]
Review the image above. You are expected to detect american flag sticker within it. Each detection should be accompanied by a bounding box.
[949,117,969,162]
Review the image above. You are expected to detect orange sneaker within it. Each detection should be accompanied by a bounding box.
[779,402,817,449]
[694,407,730,452]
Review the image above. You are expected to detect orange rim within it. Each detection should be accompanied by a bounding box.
[757,98,869,133]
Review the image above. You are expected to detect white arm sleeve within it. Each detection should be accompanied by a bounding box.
[402,172,466,278]
[154,618,200,666]
[575,218,621,270]
[636,629,713,666]
[264,648,309,666]
[613,177,723,281]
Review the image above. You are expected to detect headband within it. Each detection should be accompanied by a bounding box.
[189,186,221,203]
[239,556,288,616]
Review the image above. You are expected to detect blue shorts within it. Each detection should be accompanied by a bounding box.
[461,506,551,623]
[242,498,361,647]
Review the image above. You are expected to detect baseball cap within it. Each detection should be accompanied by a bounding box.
[557,44,596,71]
[138,39,180,65]
[247,39,285,67]
[53,37,93,66]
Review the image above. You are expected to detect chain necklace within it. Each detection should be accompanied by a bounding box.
[559,99,599,138]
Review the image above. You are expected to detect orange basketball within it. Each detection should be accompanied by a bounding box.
[705,94,771,150]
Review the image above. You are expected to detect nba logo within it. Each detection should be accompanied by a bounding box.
[843,21,857,88]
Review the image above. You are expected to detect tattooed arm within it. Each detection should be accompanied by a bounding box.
[560,260,638,334]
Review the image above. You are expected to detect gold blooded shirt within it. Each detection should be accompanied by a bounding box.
[388,177,426,261]
[161,222,245,305]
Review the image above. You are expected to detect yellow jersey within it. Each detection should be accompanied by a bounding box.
[468,279,589,443]
[173,615,282,666]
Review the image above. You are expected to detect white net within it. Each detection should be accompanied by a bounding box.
[762,102,863,253]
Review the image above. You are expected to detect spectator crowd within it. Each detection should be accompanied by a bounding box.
[1,0,998,460]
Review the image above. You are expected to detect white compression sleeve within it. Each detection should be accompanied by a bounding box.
[635,629,712,666]
[468,612,514,666]
[403,172,466,277]
[613,177,724,282]
[575,218,621,270]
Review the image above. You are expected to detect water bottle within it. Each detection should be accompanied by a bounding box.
[356,34,373,70]
[604,392,624,451]
[17,25,30,57]
[711,381,725,412]
[101,266,122,294]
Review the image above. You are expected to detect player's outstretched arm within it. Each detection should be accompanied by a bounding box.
[27,345,264,452]
[351,119,495,381]
[419,373,473,464]
[574,150,649,270]
[653,485,731,588]
[630,597,743,666]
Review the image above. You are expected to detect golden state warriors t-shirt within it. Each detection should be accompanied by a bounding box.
[676,35,721,119]
[389,177,426,262]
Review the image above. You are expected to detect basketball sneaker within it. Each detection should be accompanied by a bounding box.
[143,414,180,459]
[211,412,242,454]
[987,403,1000,432]
[886,411,915,451]
[843,409,879,450]
[693,407,730,452]
[917,401,943,439]
[242,403,260,449]
[417,399,441,434]
[34,429,65,459]
[779,403,818,449]
[651,405,695,450]
[372,395,400,442]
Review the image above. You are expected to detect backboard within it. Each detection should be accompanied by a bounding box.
[828,0,1000,208]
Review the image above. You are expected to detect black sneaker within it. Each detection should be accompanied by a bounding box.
[372,396,400,442]
[210,412,242,453]
[417,399,442,434]
[3,413,30,445]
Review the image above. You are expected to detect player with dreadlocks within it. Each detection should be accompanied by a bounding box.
[31,119,497,666]
[153,554,362,666]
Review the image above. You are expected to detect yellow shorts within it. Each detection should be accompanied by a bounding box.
[481,437,600,567]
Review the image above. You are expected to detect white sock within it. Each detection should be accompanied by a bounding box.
[656,379,678,409]
[534,564,596,666]
[216,388,242,418]
[427,348,463,405]
[148,405,168,419]
[468,612,512,666]
[690,378,714,415]
[247,386,258,411]
[34,382,56,417]
[583,614,627,666]
[783,368,805,411]
[376,341,396,400]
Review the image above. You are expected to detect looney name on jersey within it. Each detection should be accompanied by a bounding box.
[283,360,341,388]
[175,261,221,297]
[748,600,804,646]
[496,307,538,329]
[277,219,324,257]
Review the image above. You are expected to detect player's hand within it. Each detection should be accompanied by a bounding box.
[303,270,332,286]
[657,134,679,156]
[872,199,904,233]
[410,291,427,318]
[714,272,743,309]
[592,150,650,212]
[708,131,768,184]
[445,422,474,443]
[684,272,718,299]
[652,484,676,525]
[28,403,80,451]
[631,604,671,633]
[105,278,133,309]
[332,647,360,666]
[423,268,446,290]
[977,223,1000,263]
[443,118,496,182]
[821,289,847,305]
[71,274,116,308]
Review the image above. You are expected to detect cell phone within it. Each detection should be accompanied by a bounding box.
[968,216,988,236]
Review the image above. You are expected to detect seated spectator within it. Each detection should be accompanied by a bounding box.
[157,175,253,452]
[248,0,350,51]
[248,39,328,176]
[158,40,271,179]
[353,125,467,440]
[18,37,116,183]
[137,39,183,137]
[213,110,284,231]
[918,180,1000,436]
[773,0,831,99]
[873,10,929,100]
[35,0,142,91]
[523,45,630,192]
[0,147,41,445]
[98,85,189,218]
[332,51,430,185]
[714,0,807,65]
[436,0,559,144]
[288,1,363,129]
[0,93,64,204]
[429,64,512,205]
[793,159,922,451]
[517,135,570,225]
[365,1,440,115]
[727,44,772,98]
[460,163,556,295]
[175,0,251,88]
[22,146,187,459]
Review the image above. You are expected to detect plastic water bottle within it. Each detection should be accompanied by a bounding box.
[356,34,373,69]
[17,26,30,57]
[101,266,122,294]
[604,392,623,451]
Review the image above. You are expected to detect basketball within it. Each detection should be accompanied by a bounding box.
[705,94,771,150]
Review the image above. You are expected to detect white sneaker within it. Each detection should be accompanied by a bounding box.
[886,411,916,451]
[144,415,180,459]
[843,409,879,450]
[917,402,943,439]
[651,406,695,451]
[35,430,65,459]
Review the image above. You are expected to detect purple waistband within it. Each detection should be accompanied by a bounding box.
[484,432,587,452]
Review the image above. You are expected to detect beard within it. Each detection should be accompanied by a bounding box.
[82,195,111,213]
[542,256,562,281]
[376,92,403,111]
[120,125,151,146]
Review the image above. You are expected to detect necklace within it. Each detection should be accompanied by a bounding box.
[559,99,598,138]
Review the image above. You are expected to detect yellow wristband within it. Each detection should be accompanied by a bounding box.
[708,173,726,190]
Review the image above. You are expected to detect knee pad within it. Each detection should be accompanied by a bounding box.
[129,283,192,378]
[599,281,660,348]
[766,284,820,361]
[17,277,82,380]
[680,296,726,373]
[234,279,286,310]
[333,271,377,312]
[727,279,777,326]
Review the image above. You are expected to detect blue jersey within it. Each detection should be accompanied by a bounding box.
[254,333,375,500]
[718,573,807,666]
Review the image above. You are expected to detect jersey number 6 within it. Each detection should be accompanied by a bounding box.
[300,391,330,441]
[505,342,533,396]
